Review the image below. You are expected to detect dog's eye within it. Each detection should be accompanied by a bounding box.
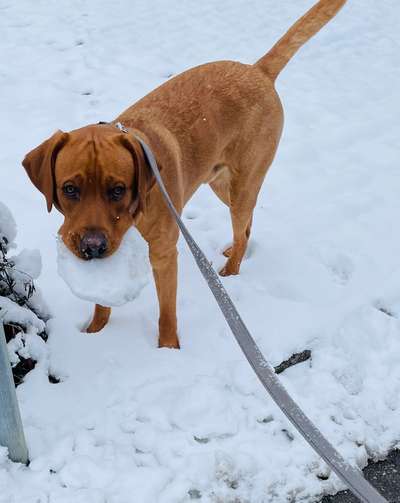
[109,185,126,201]
[62,183,80,199]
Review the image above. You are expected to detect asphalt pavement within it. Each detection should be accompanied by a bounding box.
[322,451,400,503]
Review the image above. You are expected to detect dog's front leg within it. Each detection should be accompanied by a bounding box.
[149,243,179,349]
[86,304,111,333]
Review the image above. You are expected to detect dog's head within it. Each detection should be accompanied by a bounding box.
[22,124,152,259]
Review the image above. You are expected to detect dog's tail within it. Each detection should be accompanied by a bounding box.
[255,0,347,81]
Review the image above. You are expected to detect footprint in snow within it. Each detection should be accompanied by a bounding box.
[184,209,199,220]
[312,245,355,285]
[328,255,354,284]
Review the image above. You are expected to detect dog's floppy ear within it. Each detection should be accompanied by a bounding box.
[120,135,154,217]
[22,130,69,212]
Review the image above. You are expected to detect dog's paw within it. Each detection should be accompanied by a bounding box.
[158,335,180,349]
[219,261,240,277]
[85,318,108,334]
[84,305,111,334]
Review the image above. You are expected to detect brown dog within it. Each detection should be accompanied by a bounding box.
[23,0,347,349]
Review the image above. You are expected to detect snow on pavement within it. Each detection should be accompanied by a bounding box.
[1,0,400,501]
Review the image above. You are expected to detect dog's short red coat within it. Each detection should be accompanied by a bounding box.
[23,0,346,348]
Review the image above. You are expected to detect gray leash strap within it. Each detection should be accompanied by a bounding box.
[130,131,387,503]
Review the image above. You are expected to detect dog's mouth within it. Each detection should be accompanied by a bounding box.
[60,230,119,261]
[80,250,107,261]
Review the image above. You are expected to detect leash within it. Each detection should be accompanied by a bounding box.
[114,122,387,503]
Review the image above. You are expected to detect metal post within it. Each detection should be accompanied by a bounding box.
[0,323,29,464]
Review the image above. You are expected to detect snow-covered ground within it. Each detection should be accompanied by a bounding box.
[1,0,400,501]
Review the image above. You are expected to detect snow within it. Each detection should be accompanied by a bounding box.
[0,201,17,251]
[57,227,151,307]
[0,296,45,338]
[13,249,42,281]
[0,0,400,502]
[0,201,48,368]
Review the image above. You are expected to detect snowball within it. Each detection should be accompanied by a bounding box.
[57,227,151,307]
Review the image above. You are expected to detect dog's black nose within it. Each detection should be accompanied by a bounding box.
[80,231,107,259]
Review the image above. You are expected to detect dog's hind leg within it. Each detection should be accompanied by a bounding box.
[222,215,253,258]
[219,149,277,277]
[209,166,231,207]
[219,195,255,277]
[209,167,237,258]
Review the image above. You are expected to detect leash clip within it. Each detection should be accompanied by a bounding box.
[115,122,128,133]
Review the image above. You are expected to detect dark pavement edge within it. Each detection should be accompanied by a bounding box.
[321,450,400,503]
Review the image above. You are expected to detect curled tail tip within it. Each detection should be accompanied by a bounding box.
[256,0,348,81]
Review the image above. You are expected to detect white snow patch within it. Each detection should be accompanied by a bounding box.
[0,201,17,249]
[0,297,45,334]
[12,249,42,280]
